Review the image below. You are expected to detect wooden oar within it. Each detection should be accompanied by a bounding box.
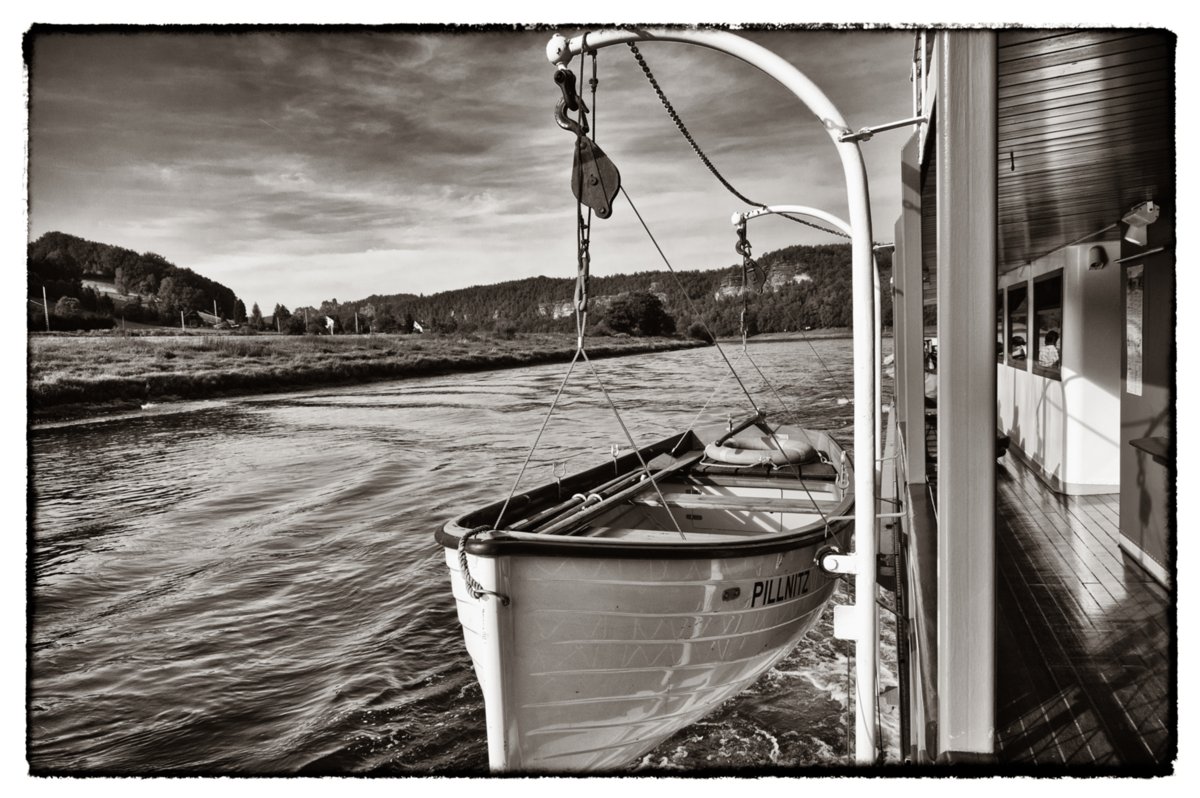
[712,410,769,448]
[534,451,704,536]
[508,467,648,532]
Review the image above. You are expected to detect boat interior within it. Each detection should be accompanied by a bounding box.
[579,470,848,542]
[479,423,853,544]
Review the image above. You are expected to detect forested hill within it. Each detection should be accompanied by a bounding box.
[27,231,891,338]
[338,243,892,337]
[28,231,240,327]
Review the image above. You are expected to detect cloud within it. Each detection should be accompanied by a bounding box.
[27,27,914,307]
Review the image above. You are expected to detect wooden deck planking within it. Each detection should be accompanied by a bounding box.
[993,454,1172,768]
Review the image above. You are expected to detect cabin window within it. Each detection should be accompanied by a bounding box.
[1006,283,1028,368]
[1032,271,1063,379]
[996,290,1005,363]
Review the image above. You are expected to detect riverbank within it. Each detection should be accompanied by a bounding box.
[27,332,706,421]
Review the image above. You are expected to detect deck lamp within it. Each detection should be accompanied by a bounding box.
[1121,201,1160,246]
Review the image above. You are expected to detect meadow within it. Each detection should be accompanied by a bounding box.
[28,331,704,419]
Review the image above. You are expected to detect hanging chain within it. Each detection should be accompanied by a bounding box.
[575,205,591,346]
[735,220,768,339]
[588,47,598,137]
[627,42,760,207]
[736,220,752,342]
[573,58,594,349]
[626,42,850,241]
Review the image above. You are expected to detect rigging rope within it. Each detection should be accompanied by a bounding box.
[582,351,684,536]
[735,216,858,476]
[496,49,685,537]
[494,350,581,529]
[620,182,833,520]
[617,185,762,416]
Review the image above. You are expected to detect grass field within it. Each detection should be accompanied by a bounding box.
[28,331,705,419]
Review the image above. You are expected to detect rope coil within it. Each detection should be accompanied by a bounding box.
[457,526,510,605]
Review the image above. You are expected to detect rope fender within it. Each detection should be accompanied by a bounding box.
[457,526,511,606]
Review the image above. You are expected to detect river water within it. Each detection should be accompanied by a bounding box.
[28,336,897,775]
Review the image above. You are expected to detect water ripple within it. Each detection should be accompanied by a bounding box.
[29,336,895,773]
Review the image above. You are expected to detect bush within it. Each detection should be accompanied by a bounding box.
[28,309,116,332]
[602,292,676,337]
[686,321,714,343]
[492,319,518,340]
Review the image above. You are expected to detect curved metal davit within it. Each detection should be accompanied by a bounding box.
[548,29,880,764]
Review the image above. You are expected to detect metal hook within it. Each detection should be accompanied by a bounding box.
[555,98,589,137]
[554,68,589,136]
[735,220,751,258]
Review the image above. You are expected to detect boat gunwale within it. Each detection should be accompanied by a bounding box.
[435,427,854,559]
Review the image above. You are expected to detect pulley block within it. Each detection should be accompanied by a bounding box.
[571,137,621,219]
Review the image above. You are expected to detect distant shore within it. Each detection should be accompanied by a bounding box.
[28,331,708,422]
[718,328,853,344]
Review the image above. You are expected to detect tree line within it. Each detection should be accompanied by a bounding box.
[27,231,240,331]
[322,243,893,338]
[28,230,891,338]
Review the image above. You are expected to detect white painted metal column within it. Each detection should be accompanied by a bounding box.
[934,30,997,759]
[897,134,926,484]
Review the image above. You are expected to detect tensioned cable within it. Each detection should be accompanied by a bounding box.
[499,48,684,538]
[672,346,749,449]
[581,350,684,536]
[494,350,582,529]
[739,347,830,524]
[621,183,832,522]
[623,43,861,465]
[622,182,830,463]
[618,185,761,415]
[737,217,856,445]
[493,52,594,531]
[625,36,886,454]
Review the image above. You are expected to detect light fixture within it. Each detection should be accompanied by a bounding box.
[1088,245,1108,270]
[1121,201,1160,246]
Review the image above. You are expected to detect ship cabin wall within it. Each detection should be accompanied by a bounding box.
[996,242,1123,494]
[1117,213,1174,585]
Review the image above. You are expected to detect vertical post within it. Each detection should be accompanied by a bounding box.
[43,285,50,332]
[898,134,926,483]
[213,299,218,319]
[874,259,883,465]
[181,310,186,332]
[934,29,996,760]
[277,315,281,333]
[355,311,360,334]
[836,144,879,767]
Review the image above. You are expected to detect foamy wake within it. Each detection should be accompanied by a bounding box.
[799,654,851,709]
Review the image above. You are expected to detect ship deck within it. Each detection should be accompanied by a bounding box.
[992,455,1173,768]
[918,413,1172,768]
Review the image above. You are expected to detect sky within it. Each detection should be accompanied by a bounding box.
[26,26,917,311]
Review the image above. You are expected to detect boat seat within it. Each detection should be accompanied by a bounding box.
[580,526,748,541]
[629,494,837,514]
